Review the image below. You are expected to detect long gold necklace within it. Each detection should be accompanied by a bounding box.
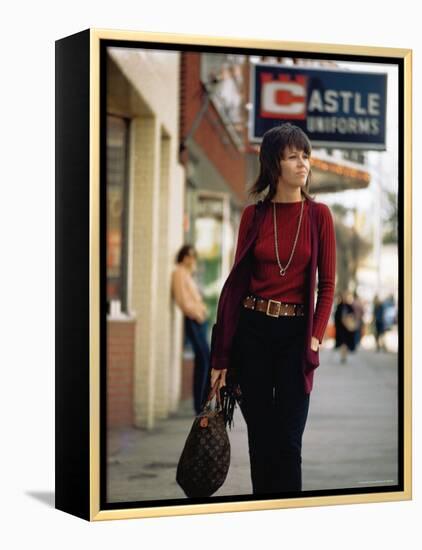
[273,198,305,277]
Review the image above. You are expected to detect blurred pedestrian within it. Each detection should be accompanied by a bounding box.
[373,294,386,352]
[352,290,365,348]
[334,290,357,363]
[210,123,336,495]
[172,245,210,415]
[383,293,397,331]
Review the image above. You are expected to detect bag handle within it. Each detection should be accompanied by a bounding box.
[203,378,222,410]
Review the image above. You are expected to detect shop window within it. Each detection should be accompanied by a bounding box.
[200,53,246,146]
[106,115,130,315]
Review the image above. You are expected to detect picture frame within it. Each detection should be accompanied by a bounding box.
[55,28,412,521]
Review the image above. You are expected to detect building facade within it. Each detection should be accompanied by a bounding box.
[106,47,185,429]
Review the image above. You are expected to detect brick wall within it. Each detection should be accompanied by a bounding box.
[181,356,194,401]
[107,319,136,428]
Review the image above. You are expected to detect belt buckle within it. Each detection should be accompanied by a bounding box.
[266,299,281,317]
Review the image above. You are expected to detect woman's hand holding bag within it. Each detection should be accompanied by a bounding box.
[210,368,227,391]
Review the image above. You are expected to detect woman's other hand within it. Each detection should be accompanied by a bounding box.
[310,336,320,352]
[210,368,227,390]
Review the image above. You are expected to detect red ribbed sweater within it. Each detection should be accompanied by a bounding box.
[238,199,336,343]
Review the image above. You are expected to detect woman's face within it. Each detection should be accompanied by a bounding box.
[279,146,310,190]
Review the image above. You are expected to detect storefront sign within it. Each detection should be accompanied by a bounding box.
[250,63,387,150]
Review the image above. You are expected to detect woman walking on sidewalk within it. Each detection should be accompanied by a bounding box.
[210,123,336,496]
[334,290,357,363]
[172,245,210,415]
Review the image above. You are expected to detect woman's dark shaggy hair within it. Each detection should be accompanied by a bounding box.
[249,123,315,202]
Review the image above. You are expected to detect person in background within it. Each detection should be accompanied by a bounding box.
[373,294,386,352]
[172,245,210,415]
[334,290,357,363]
[383,293,397,331]
[352,290,365,349]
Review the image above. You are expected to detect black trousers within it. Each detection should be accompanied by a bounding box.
[233,305,310,496]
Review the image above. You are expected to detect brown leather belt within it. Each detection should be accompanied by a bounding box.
[242,294,305,318]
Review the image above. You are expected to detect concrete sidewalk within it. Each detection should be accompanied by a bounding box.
[107,346,398,503]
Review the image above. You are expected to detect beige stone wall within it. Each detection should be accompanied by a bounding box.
[108,47,180,138]
[108,48,185,429]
